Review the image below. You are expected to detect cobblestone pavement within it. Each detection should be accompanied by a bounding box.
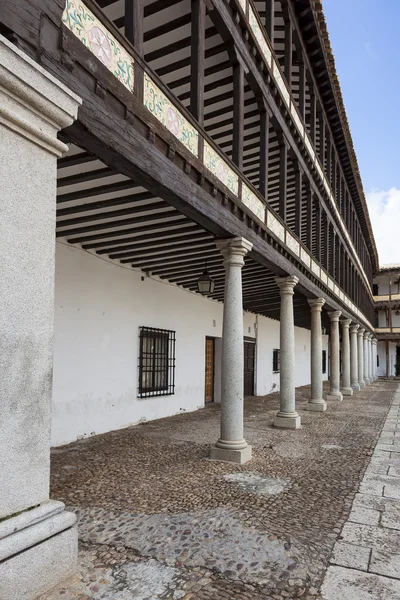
[41,381,398,600]
[321,384,400,599]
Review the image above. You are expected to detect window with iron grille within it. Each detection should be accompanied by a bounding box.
[138,327,176,398]
[322,350,327,374]
[273,349,280,373]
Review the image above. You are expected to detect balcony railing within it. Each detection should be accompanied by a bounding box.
[61,0,375,333]
[374,293,400,303]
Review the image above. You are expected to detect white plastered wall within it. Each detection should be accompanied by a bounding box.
[377,340,399,377]
[52,242,320,446]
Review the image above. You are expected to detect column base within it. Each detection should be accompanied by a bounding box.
[359,380,366,389]
[364,377,371,385]
[326,391,343,402]
[306,400,327,412]
[341,387,354,396]
[274,412,301,429]
[0,500,77,600]
[351,383,360,392]
[210,444,252,464]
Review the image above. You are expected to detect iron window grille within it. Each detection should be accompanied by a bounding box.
[322,350,327,374]
[273,349,280,373]
[138,327,176,398]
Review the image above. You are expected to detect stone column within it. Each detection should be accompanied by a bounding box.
[367,333,372,383]
[358,327,366,388]
[306,298,327,412]
[274,276,301,428]
[369,334,375,382]
[327,311,343,401]
[364,331,371,385]
[210,237,253,464]
[340,319,353,396]
[372,338,378,380]
[350,323,360,391]
[0,36,81,599]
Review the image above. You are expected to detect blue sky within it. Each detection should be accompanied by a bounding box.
[323,0,400,264]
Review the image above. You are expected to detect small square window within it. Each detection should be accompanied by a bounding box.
[273,349,280,373]
[138,327,176,398]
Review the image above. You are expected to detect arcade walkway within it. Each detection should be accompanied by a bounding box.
[42,381,397,600]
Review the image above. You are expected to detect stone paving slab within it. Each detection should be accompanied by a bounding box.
[44,381,397,600]
[321,385,400,599]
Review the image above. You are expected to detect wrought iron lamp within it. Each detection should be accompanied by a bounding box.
[197,264,215,295]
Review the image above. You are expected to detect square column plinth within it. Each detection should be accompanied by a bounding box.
[0,35,81,599]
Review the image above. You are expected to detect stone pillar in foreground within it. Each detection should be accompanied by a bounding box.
[306,298,327,412]
[364,331,371,385]
[327,311,343,401]
[340,319,353,396]
[358,327,366,388]
[350,323,360,392]
[0,35,81,600]
[274,276,301,428]
[210,237,253,464]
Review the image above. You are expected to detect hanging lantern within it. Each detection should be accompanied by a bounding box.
[197,265,215,295]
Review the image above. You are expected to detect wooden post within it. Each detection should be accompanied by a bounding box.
[310,88,317,146]
[306,182,313,251]
[284,17,293,87]
[190,0,205,126]
[319,113,325,166]
[279,136,288,222]
[322,211,329,270]
[125,0,144,100]
[326,133,332,186]
[298,57,306,120]
[265,0,275,44]
[386,339,390,377]
[332,230,337,279]
[232,59,244,169]
[294,161,303,238]
[259,106,270,200]
[315,198,321,262]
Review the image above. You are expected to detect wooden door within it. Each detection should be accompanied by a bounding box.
[244,341,255,396]
[205,338,215,403]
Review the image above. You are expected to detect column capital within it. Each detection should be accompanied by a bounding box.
[275,275,299,295]
[358,327,365,336]
[372,337,377,345]
[341,318,352,328]
[350,323,359,334]
[0,35,81,157]
[308,298,325,311]
[216,237,253,266]
[363,331,370,339]
[328,310,342,322]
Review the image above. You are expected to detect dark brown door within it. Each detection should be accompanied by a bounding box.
[244,341,255,396]
[205,338,215,403]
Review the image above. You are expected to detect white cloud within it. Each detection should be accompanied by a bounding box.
[366,188,400,266]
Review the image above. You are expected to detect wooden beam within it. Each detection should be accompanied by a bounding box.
[315,199,321,262]
[309,87,317,146]
[190,0,206,126]
[322,210,329,270]
[298,58,306,119]
[125,0,144,98]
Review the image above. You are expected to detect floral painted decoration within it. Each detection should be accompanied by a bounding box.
[62,0,134,92]
[203,141,239,195]
[144,74,199,157]
[241,184,266,222]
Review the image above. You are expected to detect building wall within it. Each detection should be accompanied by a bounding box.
[52,242,325,446]
[377,309,400,328]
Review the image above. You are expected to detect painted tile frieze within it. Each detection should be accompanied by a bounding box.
[144,73,199,157]
[300,247,311,268]
[285,232,300,257]
[203,141,238,195]
[249,6,272,67]
[62,0,134,92]
[242,184,266,221]
[266,211,285,241]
